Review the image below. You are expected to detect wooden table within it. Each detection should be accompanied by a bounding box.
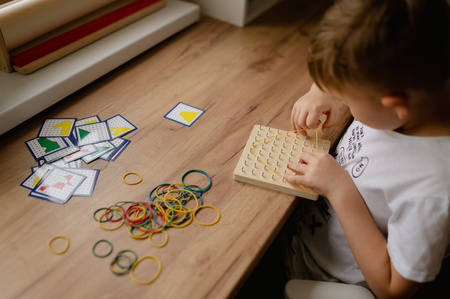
[0,1,349,298]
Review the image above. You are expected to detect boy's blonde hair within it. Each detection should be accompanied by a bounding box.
[308,0,450,94]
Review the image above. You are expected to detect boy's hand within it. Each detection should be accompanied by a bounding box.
[284,152,350,198]
[291,83,339,134]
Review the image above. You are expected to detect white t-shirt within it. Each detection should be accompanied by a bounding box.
[291,120,450,284]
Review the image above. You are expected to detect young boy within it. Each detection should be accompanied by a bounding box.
[284,0,450,298]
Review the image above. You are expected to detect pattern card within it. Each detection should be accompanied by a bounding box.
[64,145,98,162]
[50,159,82,169]
[164,102,204,127]
[21,164,54,190]
[22,114,136,204]
[110,139,130,161]
[82,141,115,163]
[106,114,137,139]
[75,121,112,146]
[25,137,69,160]
[75,115,101,126]
[100,138,128,161]
[38,118,77,137]
[30,167,86,204]
[68,168,100,197]
[43,137,79,163]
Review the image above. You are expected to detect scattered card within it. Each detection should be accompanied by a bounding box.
[164,102,204,127]
[43,137,79,163]
[106,114,137,139]
[22,114,136,204]
[25,137,69,160]
[64,145,98,162]
[75,115,101,126]
[69,168,100,197]
[75,121,112,146]
[82,141,115,163]
[38,118,77,137]
[31,167,86,204]
[100,138,129,161]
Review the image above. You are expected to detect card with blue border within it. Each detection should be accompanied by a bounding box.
[164,102,205,127]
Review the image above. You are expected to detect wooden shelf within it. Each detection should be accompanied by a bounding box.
[0,0,199,135]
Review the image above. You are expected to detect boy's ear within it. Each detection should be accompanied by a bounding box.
[381,92,409,120]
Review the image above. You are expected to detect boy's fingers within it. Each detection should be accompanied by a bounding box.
[298,151,314,164]
[286,160,309,174]
[306,110,322,129]
[283,172,302,184]
[322,108,338,130]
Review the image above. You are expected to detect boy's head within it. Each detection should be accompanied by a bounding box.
[307,0,450,95]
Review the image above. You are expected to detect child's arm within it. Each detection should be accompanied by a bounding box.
[291,83,339,133]
[284,153,423,299]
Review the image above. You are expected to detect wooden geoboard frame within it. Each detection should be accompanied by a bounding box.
[233,125,331,200]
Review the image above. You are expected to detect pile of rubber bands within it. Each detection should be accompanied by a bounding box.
[92,169,220,284]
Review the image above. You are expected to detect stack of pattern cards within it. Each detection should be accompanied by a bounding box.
[21,114,136,204]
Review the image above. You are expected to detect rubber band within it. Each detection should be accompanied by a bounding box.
[116,249,138,269]
[125,204,148,223]
[92,239,113,258]
[315,127,319,150]
[104,205,125,223]
[148,183,171,201]
[168,188,200,212]
[152,200,175,229]
[48,235,70,255]
[170,206,193,228]
[250,148,283,178]
[127,225,150,239]
[129,255,162,285]
[193,205,221,226]
[93,207,114,223]
[90,170,220,284]
[123,172,143,185]
[110,254,132,276]
[181,169,212,193]
[148,229,169,248]
[98,209,124,231]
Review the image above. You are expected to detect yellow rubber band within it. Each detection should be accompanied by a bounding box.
[98,209,124,231]
[123,172,143,185]
[167,188,200,213]
[129,255,162,285]
[315,127,319,150]
[126,205,146,221]
[127,225,150,239]
[48,235,70,255]
[170,205,193,228]
[148,230,169,248]
[193,205,220,226]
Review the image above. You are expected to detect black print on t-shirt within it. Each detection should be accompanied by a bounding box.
[351,157,369,178]
[346,125,364,160]
[292,196,332,237]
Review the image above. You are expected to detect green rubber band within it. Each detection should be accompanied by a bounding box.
[93,207,113,223]
[92,239,113,258]
[115,249,138,269]
[180,169,212,193]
